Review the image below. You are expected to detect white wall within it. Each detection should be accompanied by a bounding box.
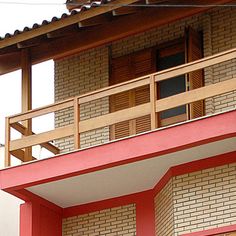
[0,146,22,236]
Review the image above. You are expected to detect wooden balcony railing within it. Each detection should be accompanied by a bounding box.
[4,48,236,167]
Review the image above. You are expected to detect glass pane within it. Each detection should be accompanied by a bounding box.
[157,51,186,119]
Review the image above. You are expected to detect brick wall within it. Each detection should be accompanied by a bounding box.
[54,46,109,152]
[209,7,236,113]
[62,204,136,236]
[54,8,236,152]
[155,180,174,236]
[173,162,236,235]
[155,163,236,236]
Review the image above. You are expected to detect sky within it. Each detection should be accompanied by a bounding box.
[0,0,67,145]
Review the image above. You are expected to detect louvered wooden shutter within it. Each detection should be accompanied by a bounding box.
[110,55,133,140]
[186,27,204,119]
[133,49,155,134]
[110,49,155,140]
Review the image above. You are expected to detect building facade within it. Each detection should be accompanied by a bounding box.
[0,1,236,236]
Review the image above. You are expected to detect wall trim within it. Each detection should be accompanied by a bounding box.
[153,150,236,196]
[62,189,153,218]
[181,224,236,236]
[63,151,236,218]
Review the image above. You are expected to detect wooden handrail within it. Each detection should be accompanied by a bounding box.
[5,47,236,166]
[155,77,236,112]
[79,103,150,133]
[11,122,60,154]
[79,76,150,103]
[9,99,74,123]
[154,47,236,82]
[10,125,74,152]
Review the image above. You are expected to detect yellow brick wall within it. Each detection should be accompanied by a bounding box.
[155,163,236,236]
[62,204,136,236]
[54,8,236,152]
[173,162,236,235]
[154,180,174,236]
[209,7,236,114]
[54,46,109,152]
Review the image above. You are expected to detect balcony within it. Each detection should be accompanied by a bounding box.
[4,47,236,167]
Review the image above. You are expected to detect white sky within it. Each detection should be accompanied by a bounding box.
[0,0,67,144]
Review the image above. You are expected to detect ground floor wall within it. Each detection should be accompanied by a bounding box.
[62,204,136,236]
[60,155,236,236]
[155,161,236,236]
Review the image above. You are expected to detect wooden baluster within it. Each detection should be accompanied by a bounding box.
[5,117,11,167]
[74,98,80,150]
[150,75,158,130]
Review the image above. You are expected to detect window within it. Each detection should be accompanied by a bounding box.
[110,27,204,140]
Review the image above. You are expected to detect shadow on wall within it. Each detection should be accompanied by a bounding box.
[0,145,23,236]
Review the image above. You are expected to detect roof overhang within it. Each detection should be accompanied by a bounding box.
[0,110,236,208]
[0,0,234,75]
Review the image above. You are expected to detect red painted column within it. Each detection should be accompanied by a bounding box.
[136,191,156,236]
[20,201,62,236]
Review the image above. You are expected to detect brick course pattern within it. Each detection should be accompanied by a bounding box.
[155,180,174,236]
[54,8,236,152]
[62,204,136,236]
[155,163,236,236]
[54,46,109,152]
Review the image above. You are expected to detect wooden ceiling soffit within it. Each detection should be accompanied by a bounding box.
[47,25,79,39]
[31,5,209,63]
[0,0,141,50]
[30,0,233,63]
[0,45,18,56]
[0,52,20,75]
[17,36,46,49]
[112,6,139,16]
[78,14,111,28]
[145,0,168,5]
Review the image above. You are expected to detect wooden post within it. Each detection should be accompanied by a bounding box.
[74,97,80,150]
[21,49,32,162]
[150,75,157,130]
[4,117,11,167]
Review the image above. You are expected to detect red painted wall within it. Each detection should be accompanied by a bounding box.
[20,202,62,236]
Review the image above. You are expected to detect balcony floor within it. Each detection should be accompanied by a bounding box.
[1,109,236,208]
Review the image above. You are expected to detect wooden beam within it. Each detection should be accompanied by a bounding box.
[11,150,37,162]
[17,42,40,49]
[4,117,11,167]
[73,98,80,150]
[150,75,157,130]
[21,49,32,162]
[46,25,79,39]
[112,6,138,16]
[0,0,141,49]
[145,0,167,5]
[78,14,110,28]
